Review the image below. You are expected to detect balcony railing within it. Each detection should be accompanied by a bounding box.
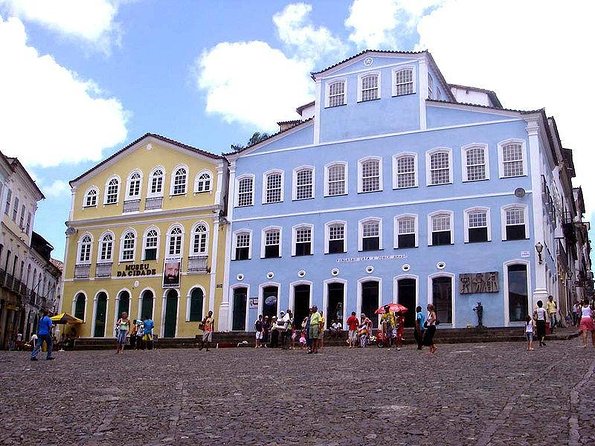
[74,264,91,279]
[95,262,113,278]
[123,198,141,213]
[145,197,163,210]
[187,255,209,273]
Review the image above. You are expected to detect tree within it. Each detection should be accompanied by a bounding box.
[231,132,270,152]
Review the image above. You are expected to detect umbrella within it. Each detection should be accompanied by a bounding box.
[375,303,408,314]
[50,313,84,324]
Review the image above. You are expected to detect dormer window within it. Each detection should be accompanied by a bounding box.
[359,73,379,102]
[327,80,346,107]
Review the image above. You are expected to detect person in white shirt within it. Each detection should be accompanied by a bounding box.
[534,300,548,347]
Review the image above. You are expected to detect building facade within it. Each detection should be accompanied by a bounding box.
[61,134,228,338]
[0,152,59,349]
[221,50,590,331]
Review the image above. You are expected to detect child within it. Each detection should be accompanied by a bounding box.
[525,315,535,351]
[299,329,307,349]
[396,312,405,351]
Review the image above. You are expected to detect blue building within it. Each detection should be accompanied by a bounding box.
[218,50,588,331]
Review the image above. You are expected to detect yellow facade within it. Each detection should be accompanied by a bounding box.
[61,134,228,338]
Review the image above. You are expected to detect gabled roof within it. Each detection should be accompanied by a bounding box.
[5,156,45,200]
[448,83,503,109]
[70,133,222,187]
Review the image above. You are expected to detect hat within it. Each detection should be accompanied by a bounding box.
[280,311,285,315]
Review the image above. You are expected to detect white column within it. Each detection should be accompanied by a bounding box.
[418,58,428,130]
[314,79,322,144]
[218,162,235,331]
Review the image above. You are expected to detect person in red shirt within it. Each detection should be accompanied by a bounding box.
[395,312,405,351]
[346,311,359,348]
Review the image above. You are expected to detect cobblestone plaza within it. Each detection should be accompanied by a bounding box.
[1,340,594,445]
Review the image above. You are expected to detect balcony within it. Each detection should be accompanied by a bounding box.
[123,198,141,213]
[145,197,163,210]
[74,264,91,279]
[187,255,209,274]
[95,262,113,278]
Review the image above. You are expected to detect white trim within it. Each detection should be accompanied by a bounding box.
[91,290,109,337]
[97,230,115,263]
[322,278,347,327]
[235,174,255,207]
[497,138,527,178]
[314,80,321,144]
[76,232,93,264]
[358,217,383,251]
[119,228,138,262]
[138,287,156,321]
[261,226,282,259]
[189,221,209,256]
[461,143,490,182]
[393,274,419,308]
[166,224,185,258]
[194,169,213,194]
[71,291,88,322]
[262,169,285,204]
[147,165,165,198]
[161,288,180,338]
[357,71,381,102]
[357,276,382,327]
[186,285,207,322]
[463,207,492,243]
[229,283,250,331]
[258,282,282,319]
[169,164,189,196]
[142,226,161,261]
[103,175,121,205]
[427,272,456,327]
[113,288,132,328]
[125,169,143,200]
[291,223,314,256]
[83,186,99,208]
[391,65,416,97]
[289,280,314,318]
[292,165,315,201]
[394,214,418,248]
[357,156,383,193]
[324,220,347,254]
[500,204,530,241]
[425,147,453,186]
[232,229,253,260]
[325,78,347,108]
[503,260,531,327]
[427,210,454,246]
[392,152,418,189]
[318,57,423,81]
[324,161,349,197]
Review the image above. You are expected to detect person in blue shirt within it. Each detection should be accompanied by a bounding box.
[414,306,425,350]
[143,317,154,350]
[31,310,55,361]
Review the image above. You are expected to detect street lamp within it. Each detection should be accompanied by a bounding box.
[535,242,544,264]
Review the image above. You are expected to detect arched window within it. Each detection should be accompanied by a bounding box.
[188,288,204,322]
[84,188,98,207]
[99,233,114,261]
[105,177,119,204]
[168,226,183,256]
[143,228,159,261]
[149,167,164,196]
[191,224,208,255]
[195,172,212,193]
[140,289,154,320]
[78,235,92,263]
[171,167,187,195]
[120,231,136,261]
[126,171,142,198]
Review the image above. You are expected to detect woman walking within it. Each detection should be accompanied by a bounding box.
[578,300,595,347]
[115,312,130,354]
[423,304,438,353]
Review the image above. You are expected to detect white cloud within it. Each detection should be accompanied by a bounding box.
[273,3,347,63]
[415,0,595,213]
[0,0,120,48]
[0,16,128,167]
[345,0,442,49]
[41,179,70,198]
[196,41,314,130]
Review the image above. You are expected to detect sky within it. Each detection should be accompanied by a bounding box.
[0,0,593,261]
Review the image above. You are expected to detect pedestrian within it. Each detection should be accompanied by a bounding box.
[270,316,279,348]
[422,304,438,353]
[130,320,138,350]
[534,300,547,347]
[31,310,55,361]
[308,306,321,354]
[395,311,405,351]
[143,316,155,350]
[199,310,214,351]
[525,315,535,351]
[299,329,307,349]
[304,311,312,352]
[135,320,144,349]
[29,333,38,351]
[346,311,359,348]
[573,301,581,326]
[380,305,396,348]
[262,316,271,347]
[578,300,595,348]
[254,314,263,348]
[414,306,425,350]
[318,310,325,351]
[115,311,130,354]
[546,295,557,333]
[358,313,372,348]
[286,310,294,349]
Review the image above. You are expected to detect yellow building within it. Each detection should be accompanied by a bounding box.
[61,134,228,338]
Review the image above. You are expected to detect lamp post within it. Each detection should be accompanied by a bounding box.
[535,242,544,264]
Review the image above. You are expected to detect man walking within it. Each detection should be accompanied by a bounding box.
[546,295,558,333]
[31,310,55,361]
[200,310,214,351]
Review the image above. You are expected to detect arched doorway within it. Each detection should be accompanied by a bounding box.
[117,290,130,318]
[293,284,311,328]
[232,287,247,331]
[163,289,178,338]
[507,264,528,322]
[361,280,379,328]
[326,282,344,329]
[189,288,204,322]
[432,276,453,324]
[74,293,86,321]
[93,292,108,337]
[262,286,278,320]
[397,278,416,327]
[140,290,154,320]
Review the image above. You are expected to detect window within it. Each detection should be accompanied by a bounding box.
[393,67,414,96]
[167,227,183,256]
[499,141,526,177]
[463,145,488,182]
[144,229,158,260]
[264,171,283,204]
[99,233,114,261]
[359,73,379,102]
[396,216,416,248]
[237,176,254,207]
[359,158,381,193]
[121,231,136,261]
[294,167,314,200]
[428,150,451,185]
[360,219,381,251]
[25,212,31,234]
[105,178,119,204]
[78,235,92,263]
[428,73,434,99]
[149,167,164,196]
[327,222,346,254]
[19,205,25,228]
[195,172,212,193]
[327,80,345,107]
[394,154,417,189]
[84,188,97,207]
[234,232,251,260]
[326,163,347,196]
[430,213,452,245]
[263,228,281,258]
[192,224,208,255]
[466,209,489,243]
[127,171,142,198]
[294,226,312,256]
[504,207,526,240]
[12,197,18,221]
[4,189,11,215]
[171,167,187,195]
[188,288,204,322]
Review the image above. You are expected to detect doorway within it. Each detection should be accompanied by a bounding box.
[117,290,130,318]
[262,286,278,320]
[397,279,416,327]
[232,287,247,331]
[432,276,452,324]
[93,292,107,337]
[163,289,178,338]
[361,281,379,328]
[293,284,310,328]
[140,290,154,320]
[326,282,345,329]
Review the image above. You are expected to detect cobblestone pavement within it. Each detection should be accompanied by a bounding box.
[1,339,594,446]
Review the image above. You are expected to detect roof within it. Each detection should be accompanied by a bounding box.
[4,156,45,199]
[448,83,503,109]
[70,133,223,186]
[296,101,315,114]
[311,49,425,76]
[427,98,541,115]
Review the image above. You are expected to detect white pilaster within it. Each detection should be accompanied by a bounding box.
[217,162,235,331]
[418,58,428,130]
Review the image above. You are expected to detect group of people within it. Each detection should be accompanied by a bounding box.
[114,312,155,353]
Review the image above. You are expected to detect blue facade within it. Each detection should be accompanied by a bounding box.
[222,51,564,331]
